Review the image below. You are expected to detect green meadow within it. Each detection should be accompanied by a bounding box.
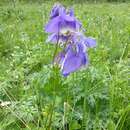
[0,1,130,130]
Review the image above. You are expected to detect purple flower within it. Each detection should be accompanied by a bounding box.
[59,44,88,76]
[45,4,96,76]
[54,32,96,76]
[45,6,81,34]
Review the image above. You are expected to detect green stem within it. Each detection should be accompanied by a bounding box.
[12,0,16,8]
[47,95,56,129]
[82,74,89,129]
[82,96,87,129]
[46,34,60,129]
[52,33,59,62]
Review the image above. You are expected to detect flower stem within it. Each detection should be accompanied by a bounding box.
[47,34,60,129]
[53,33,59,63]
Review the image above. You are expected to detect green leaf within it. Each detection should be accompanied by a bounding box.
[107,120,116,130]
[69,120,81,130]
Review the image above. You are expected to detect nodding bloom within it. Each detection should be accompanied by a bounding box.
[45,4,81,34]
[61,43,88,76]
[45,4,96,76]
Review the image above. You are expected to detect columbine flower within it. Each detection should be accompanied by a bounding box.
[60,43,88,76]
[55,33,96,76]
[45,5,81,34]
[45,4,96,76]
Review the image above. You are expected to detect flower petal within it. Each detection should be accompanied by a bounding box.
[62,45,88,76]
[69,8,74,17]
[46,33,58,43]
[45,17,61,33]
[47,33,69,43]
[84,37,96,48]
[50,4,65,19]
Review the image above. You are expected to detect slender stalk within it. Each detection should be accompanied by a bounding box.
[52,33,60,62]
[82,96,87,130]
[12,0,16,8]
[46,33,60,129]
[63,102,67,130]
[82,74,88,130]
[6,106,31,130]
[47,93,56,129]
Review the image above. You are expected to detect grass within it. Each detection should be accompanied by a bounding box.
[0,1,130,130]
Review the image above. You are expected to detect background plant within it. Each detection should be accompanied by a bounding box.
[0,1,129,130]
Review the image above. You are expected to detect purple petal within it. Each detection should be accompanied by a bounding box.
[62,55,82,76]
[63,15,75,22]
[46,7,81,34]
[75,19,82,30]
[84,37,96,48]
[47,33,69,43]
[69,8,74,17]
[79,51,88,65]
[45,17,61,33]
[62,45,88,76]
[60,20,81,34]
[76,42,86,53]
[50,4,65,19]
[46,33,58,43]
[76,43,88,65]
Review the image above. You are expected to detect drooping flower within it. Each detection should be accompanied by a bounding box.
[45,5,81,34]
[61,43,88,76]
[55,33,96,76]
[45,4,96,76]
